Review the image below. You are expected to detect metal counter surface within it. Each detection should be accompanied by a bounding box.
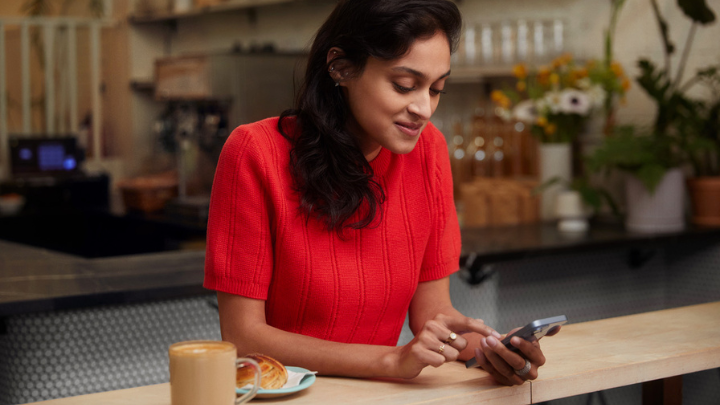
[0,240,206,317]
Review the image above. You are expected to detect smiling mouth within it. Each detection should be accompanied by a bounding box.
[395,121,423,137]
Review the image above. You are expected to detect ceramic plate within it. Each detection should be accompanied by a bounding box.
[236,366,316,399]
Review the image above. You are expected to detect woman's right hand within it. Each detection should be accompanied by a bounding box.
[390,314,500,379]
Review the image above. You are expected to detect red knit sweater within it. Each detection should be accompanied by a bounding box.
[204,117,461,346]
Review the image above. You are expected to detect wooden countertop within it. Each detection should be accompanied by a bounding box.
[24,362,528,405]
[24,301,720,405]
[531,300,720,402]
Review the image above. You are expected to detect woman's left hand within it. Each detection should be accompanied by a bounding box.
[471,326,561,385]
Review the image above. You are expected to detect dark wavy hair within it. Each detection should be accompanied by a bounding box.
[279,0,462,235]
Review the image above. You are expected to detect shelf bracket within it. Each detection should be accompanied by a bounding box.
[459,253,496,286]
[627,247,657,269]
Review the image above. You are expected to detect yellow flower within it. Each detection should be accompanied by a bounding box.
[544,123,557,135]
[513,63,528,79]
[611,61,624,78]
[551,53,573,69]
[537,67,551,86]
[536,116,548,127]
[550,73,560,86]
[621,77,631,91]
[491,90,511,109]
[516,80,527,92]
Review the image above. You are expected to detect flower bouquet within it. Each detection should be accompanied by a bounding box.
[491,54,625,143]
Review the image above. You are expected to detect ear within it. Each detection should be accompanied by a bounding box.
[326,47,352,85]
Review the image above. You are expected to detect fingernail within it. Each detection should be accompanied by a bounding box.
[487,336,498,347]
[492,330,502,339]
[475,318,485,324]
[474,348,482,358]
[511,337,521,346]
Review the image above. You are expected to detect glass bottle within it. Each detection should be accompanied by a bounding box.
[449,115,467,200]
[465,105,489,179]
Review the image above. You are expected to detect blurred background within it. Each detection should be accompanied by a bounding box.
[0,1,719,404]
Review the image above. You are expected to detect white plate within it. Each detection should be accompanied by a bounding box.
[236,366,316,399]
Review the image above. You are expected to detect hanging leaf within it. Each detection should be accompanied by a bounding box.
[677,0,716,24]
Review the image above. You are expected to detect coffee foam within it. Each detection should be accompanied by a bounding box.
[170,341,235,356]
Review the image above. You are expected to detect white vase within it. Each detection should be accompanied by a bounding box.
[625,168,685,233]
[539,143,572,221]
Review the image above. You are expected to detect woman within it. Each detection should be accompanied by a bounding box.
[204,0,556,385]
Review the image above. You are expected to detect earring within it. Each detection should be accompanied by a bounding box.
[335,82,340,87]
[329,66,335,72]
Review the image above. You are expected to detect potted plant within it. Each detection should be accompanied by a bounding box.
[588,0,717,232]
[491,54,608,220]
[683,67,720,225]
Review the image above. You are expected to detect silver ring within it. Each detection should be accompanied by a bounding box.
[514,359,531,377]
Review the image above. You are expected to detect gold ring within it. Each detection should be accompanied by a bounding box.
[446,332,457,344]
[438,344,445,354]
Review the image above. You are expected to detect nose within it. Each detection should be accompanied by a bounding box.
[407,91,433,120]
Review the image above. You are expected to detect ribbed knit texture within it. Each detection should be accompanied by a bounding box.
[204,117,461,346]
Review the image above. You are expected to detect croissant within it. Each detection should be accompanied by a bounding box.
[236,353,288,390]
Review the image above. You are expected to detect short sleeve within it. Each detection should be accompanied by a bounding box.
[419,125,462,282]
[203,125,274,299]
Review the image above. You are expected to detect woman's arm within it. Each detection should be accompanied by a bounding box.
[218,290,496,379]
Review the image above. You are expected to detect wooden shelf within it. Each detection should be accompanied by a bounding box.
[447,65,514,83]
[129,79,155,92]
[129,0,293,24]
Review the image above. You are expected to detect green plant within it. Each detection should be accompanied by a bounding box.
[589,0,718,190]
[587,125,685,192]
[679,67,720,176]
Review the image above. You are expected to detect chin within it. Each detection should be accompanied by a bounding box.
[389,140,420,155]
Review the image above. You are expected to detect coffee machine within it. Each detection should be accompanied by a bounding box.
[152,51,306,226]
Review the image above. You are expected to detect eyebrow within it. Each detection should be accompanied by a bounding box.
[392,66,451,81]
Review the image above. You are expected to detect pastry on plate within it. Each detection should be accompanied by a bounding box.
[236,353,288,390]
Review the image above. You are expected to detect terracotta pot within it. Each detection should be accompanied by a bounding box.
[688,176,720,226]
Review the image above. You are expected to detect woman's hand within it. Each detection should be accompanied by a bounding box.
[391,314,500,379]
[472,326,561,385]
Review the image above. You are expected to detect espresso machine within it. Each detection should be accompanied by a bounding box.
[153,51,306,226]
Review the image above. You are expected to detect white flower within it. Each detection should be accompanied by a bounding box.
[496,107,513,121]
[543,91,563,114]
[586,84,607,109]
[576,77,592,90]
[559,89,591,115]
[512,100,538,123]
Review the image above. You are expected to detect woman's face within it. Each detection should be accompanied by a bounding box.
[340,32,451,161]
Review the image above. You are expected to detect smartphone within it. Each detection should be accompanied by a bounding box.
[465,315,567,368]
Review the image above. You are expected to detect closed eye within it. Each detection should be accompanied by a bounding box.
[393,83,415,93]
[394,82,447,96]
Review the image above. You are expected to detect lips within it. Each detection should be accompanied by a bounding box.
[395,121,424,137]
